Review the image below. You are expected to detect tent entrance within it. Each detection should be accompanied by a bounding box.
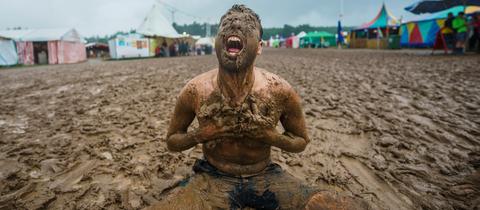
[33,42,48,64]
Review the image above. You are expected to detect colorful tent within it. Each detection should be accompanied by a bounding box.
[108,33,150,59]
[295,32,306,48]
[357,3,400,30]
[0,36,18,66]
[300,31,336,48]
[349,4,401,49]
[268,36,281,48]
[284,32,305,49]
[0,28,86,65]
[285,35,295,48]
[401,6,480,47]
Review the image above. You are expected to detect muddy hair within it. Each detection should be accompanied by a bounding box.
[220,4,263,40]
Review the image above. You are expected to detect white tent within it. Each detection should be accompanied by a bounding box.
[195,37,215,46]
[108,33,150,59]
[0,28,82,42]
[0,36,18,66]
[293,31,306,49]
[20,28,82,42]
[137,4,182,38]
[0,28,86,65]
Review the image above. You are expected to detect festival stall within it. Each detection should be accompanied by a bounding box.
[299,31,336,48]
[350,4,400,49]
[108,33,149,59]
[85,42,109,58]
[401,6,480,48]
[0,28,86,65]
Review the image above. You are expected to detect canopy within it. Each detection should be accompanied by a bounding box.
[0,28,82,42]
[195,37,214,46]
[401,5,480,48]
[300,31,336,47]
[297,31,307,38]
[408,5,480,22]
[357,4,400,29]
[137,4,182,38]
[303,31,335,39]
[405,0,480,14]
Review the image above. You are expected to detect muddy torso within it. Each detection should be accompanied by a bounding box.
[193,69,285,175]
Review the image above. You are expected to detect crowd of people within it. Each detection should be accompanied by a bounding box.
[154,39,192,57]
[154,39,214,58]
[442,12,480,54]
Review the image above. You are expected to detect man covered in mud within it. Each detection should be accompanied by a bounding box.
[152,5,367,210]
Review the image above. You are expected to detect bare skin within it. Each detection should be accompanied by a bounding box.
[167,67,309,175]
[158,6,369,210]
[166,10,309,176]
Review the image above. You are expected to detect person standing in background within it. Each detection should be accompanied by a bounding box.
[442,13,456,51]
[452,12,468,54]
[469,13,480,53]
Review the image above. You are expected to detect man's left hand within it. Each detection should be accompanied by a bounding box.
[242,127,280,145]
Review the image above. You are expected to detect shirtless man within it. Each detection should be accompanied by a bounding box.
[150,5,367,210]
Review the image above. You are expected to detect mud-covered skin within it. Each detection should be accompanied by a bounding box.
[167,6,309,176]
[166,67,309,175]
[215,6,262,72]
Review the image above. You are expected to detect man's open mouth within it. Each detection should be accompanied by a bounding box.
[226,36,243,56]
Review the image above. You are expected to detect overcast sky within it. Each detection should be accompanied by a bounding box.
[0,0,419,37]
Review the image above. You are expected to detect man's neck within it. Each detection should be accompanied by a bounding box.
[217,65,255,106]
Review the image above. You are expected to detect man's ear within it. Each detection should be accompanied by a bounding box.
[257,41,263,55]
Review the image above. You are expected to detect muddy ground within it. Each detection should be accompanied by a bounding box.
[0,49,479,210]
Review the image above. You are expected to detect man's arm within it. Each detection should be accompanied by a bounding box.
[166,84,199,152]
[275,88,310,153]
[255,87,310,153]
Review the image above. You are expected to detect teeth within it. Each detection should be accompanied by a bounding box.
[228,36,241,42]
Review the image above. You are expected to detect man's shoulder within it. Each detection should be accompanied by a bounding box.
[255,68,293,91]
[182,69,217,96]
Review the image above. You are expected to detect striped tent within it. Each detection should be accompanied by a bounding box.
[401,6,480,47]
[357,3,400,30]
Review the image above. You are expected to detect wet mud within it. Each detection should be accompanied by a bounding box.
[0,49,479,209]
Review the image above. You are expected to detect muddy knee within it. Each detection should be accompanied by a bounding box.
[305,191,370,210]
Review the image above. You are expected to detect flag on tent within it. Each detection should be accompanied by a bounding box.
[337,21,345,44]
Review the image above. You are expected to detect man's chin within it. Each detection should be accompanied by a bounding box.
[219,61,240,72]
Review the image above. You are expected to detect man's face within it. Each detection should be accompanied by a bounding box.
[215,11,262,72]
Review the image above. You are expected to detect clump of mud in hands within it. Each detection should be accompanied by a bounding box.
[197,90,277,140]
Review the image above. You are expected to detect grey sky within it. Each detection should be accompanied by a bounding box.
[0,0,419,37]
